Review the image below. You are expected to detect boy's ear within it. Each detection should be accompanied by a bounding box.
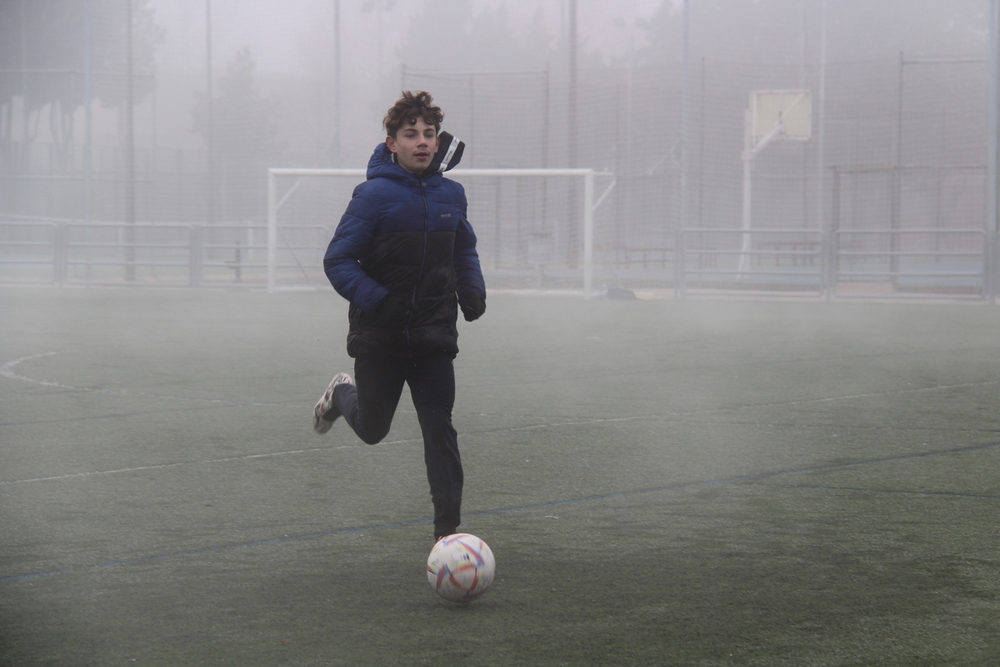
[428,131,465,172]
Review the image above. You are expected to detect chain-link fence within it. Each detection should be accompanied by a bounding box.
[1,1,995,298]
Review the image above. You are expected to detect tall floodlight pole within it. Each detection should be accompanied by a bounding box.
[84,0,93,226]
[568,0,577,169]
[125,0,136,282]
[206,0,215,226]
[989,0,998,303]
[674,0,691,297]
[567,0,579,270]
[333,0,341,165]
[818,0,829,298]
[680,0,690,235]
[80,0,94,285]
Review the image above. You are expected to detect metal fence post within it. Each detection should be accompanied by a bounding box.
[991,229,998,303]
[54,221,67,286]
[190,224,202,287]
[675,229,685,299]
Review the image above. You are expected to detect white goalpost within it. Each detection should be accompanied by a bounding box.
[266,167,612,296]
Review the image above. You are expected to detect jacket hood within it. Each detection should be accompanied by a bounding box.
[366,142,411,182]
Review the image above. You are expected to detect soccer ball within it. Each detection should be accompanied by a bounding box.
[426,533,495,603]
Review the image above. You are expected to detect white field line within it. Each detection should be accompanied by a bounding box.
[1,351,275,406]
[0,417,642,486]
[5,351,1000,486]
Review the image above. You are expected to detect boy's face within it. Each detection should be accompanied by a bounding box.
[386,117,440,174]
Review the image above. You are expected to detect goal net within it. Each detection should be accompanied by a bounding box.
[267,168,618,295]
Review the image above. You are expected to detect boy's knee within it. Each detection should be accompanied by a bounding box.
[356,423,390,445]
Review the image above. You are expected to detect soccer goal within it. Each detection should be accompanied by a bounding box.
[266,167,615,296]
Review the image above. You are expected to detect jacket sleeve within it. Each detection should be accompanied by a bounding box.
[452,190,486,298]
[324,186,391,313]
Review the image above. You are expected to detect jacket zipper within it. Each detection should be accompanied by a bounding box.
[406,178,431,357]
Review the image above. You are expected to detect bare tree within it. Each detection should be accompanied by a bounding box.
[0,0,162,170]
[191,46,283,222]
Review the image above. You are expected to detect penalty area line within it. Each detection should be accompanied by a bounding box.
[0,445,364,485]
[0,418,635,486]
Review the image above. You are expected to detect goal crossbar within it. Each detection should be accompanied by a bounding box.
[267,167,603,295]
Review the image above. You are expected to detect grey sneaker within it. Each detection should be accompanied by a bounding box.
[313,373,354,434]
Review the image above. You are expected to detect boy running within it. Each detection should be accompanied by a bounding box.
[314,91,486,541]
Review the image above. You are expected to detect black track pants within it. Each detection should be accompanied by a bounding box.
[333,353,463,539]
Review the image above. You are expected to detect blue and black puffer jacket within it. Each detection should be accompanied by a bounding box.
[323,143,486,359]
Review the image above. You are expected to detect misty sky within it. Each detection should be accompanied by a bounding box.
[150,0,673,75]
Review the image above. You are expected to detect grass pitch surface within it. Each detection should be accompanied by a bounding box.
[2,287,1000,665]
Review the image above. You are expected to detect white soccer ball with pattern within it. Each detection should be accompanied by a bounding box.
[426,533,495,602]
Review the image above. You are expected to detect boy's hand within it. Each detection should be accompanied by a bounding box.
[458,292,486,322]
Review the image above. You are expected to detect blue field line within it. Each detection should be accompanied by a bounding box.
[757,484,1000,500]
[3,441,999,584]
[464,441,1000,516]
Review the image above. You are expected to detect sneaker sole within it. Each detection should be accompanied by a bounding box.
[313,373,353,434]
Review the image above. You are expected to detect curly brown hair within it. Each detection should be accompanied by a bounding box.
[383,91,444,138]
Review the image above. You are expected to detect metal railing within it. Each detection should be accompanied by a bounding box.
[62,222,196,286]
[672,227,992,300]
[675,228,826,298]
[832,229,988,299]
[0,220,61,284]
[2,220,997,301]
[0,220,329,288]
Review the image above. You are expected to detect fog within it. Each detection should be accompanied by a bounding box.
[3,7,1000,658]
[0,0,994,296]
